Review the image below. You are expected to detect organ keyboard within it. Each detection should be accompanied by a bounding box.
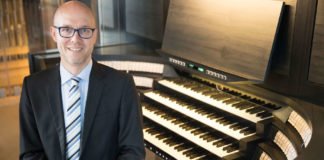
[142,102,241,158]
[143,91,256,140]
[157,78,274,123]
[143,118,221,160]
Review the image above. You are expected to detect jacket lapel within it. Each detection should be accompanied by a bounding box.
[46,66,66,159]
[80,62,105,155]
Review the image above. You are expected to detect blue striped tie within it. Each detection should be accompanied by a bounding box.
[65,77,81,160]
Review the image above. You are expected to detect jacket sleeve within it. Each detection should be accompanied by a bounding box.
[19,77,47,160]
[117,75,145,160]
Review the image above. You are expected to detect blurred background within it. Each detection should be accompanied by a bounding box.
[0,0,168,159]
[0,0,168,98]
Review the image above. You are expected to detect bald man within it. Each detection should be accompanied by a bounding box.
[19,1,145,160]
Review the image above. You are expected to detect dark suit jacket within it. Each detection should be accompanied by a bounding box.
[19,61,145,160]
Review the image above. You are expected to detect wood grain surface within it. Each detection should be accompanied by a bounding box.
[0,59,29,88]
[125,0,165,41]
[162,0,284,81]
[309,0,324,85]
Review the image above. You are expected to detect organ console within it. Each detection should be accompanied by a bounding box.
[139,74,312,160]
[131,0,313,159]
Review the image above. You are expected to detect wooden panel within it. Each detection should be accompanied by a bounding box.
[125,0,165,41]
[0,1,7,50]
[162,0,283,81]
[23,0,45,51]
[1,46,29,55]
[284,0,324,105]
[309,0,324,85]
[0,59,29,87]
[40,0,58,50]
[270,0,297,75]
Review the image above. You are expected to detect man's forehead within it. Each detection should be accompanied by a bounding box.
[54,10,95,27]
[57,1,92,13]
[53,1,95,26]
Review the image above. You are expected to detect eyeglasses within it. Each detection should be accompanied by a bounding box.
[53,26,96,39]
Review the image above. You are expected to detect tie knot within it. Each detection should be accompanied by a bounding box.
[71,77,80,86]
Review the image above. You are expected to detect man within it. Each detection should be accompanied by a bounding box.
[19,1,145,160]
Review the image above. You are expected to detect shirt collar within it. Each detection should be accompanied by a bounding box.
[60,60,93,85]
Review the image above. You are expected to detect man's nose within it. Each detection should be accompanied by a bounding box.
[70,31,82,42]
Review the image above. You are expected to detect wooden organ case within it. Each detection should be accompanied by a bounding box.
[136,0,313,159]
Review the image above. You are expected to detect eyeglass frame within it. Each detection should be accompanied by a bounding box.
[53,26,96,39]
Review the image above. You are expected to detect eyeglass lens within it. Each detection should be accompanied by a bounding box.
[58,27,94,39]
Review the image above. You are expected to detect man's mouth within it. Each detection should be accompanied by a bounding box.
[68,47,82,52]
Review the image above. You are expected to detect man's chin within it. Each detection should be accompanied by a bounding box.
[64,59,85,66]
[71,61,85,66]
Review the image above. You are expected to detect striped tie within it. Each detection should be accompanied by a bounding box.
[65,77,81,160]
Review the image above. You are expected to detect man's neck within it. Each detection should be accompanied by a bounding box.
[61,60,91,76]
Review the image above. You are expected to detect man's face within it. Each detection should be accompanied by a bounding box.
[51,8,97,68]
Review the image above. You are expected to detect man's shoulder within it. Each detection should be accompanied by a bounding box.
[25,66,58,83]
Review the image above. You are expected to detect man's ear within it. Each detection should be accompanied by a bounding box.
[50,26,57,42]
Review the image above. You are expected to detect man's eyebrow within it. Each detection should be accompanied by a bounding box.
[56,25,72,28]
[55,25,95,28]
[79,25,95,28]
[58,25,94,28]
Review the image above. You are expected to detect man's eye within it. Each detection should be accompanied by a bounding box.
[79,28,90,33]
[61,28,73,33]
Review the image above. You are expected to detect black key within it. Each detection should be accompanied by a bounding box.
[191,128,206,136]
[263,103,281,110]
[198,154,220,160]
[246,107,265,114]
[257,111,272,118]
[232,101,255,110]
[249,98,266,105]
[230,123,246,131]
[175,143,192,151]
[239,127,254,135]
[213,139,228,147]
[223,98,242,105]
[223,143,239,153]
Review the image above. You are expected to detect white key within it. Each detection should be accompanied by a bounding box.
[144,91,255,140]
[158,79,272,123]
